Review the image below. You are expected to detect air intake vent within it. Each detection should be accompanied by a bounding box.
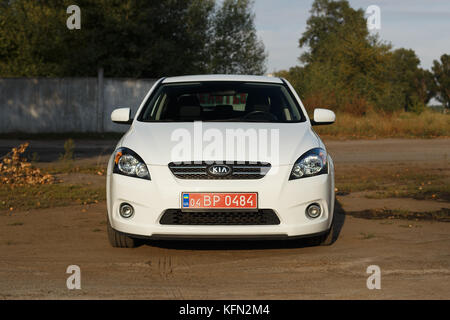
[160,209,280,225]
[168,161,271,180]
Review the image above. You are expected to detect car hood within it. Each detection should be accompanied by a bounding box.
[121,121,320,166]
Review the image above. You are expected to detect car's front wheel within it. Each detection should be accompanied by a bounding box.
[319,221,335,246]
[107,216,138,248]
[307,218,335,246]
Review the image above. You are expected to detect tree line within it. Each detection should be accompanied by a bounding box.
[1,0,448,112]
[276,0,449,113]
[0,0,266,78]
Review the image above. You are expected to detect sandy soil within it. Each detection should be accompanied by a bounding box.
[0,138,449,299]
[1,203,449,299]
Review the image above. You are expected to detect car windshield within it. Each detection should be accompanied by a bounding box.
[138,81,306,123]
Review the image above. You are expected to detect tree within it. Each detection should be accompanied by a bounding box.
[298,0,369,65]
[388,49,424,111]
[0,0,66,76]
[292,0,395,113]
[278,0,436,114]
[275,66,305,97]
[413,69,436,105]
[0,0,267,77]
[0,0,216,77]
[432,54,450,109]
[60,0,217,77]
[208,0,266,74]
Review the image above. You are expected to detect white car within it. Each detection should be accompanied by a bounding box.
[106,75,336,247]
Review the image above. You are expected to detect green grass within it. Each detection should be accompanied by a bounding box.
[0,183,105,212]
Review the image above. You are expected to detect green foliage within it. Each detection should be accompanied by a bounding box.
[276,0,445,114]
[59,138,75,162]
[278,0,394,113]
[0,0,65,76]
[208,0,266,74]
[387,49,437,112]
[432,54,450,109]
[0,0,266,77]
[408,96,426,115]
[298,0,369,65]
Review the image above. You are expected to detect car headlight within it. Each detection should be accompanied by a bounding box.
[289,148,328,180]
[113,147,150,180]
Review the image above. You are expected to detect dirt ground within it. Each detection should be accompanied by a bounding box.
[0,138,449,299]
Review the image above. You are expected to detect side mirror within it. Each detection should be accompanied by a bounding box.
[311,108,336,126]
[111,107,132,124]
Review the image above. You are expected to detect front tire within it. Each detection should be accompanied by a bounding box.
[319,220,335,246]
[107,216,138,248]
[307,218,335,246]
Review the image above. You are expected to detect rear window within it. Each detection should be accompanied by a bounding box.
[138,81,306,123]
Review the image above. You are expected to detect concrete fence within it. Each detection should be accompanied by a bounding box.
[0,74,156,133]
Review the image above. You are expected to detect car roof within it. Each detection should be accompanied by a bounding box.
[162,74,284,84]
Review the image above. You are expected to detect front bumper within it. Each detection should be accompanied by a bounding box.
[106,159,335,239]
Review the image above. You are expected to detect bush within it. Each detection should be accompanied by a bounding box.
[0,143,54,186]
[314,110,450,139]
[59,139,75,161]
[409,96,426,115]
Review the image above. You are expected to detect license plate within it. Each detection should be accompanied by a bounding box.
[181,192,258,210]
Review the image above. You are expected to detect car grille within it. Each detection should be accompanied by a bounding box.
[159,209,280,225]
[168,161,271,179]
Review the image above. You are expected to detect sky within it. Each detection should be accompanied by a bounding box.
[253,0,450,72]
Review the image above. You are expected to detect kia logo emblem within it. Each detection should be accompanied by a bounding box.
[208,164,232,176]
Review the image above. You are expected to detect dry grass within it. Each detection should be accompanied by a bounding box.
[314,110,450,139]
[0,183,105,212]
[348,208,450,222]
[44,162,106,176]
[0,142,54,186]
[335,163,450,201]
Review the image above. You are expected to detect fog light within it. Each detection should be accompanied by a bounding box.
[306,203,321,219]
[119,203,134,218]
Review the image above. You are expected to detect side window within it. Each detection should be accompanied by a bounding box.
[282,87,301,121]
[153,93,168,120]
